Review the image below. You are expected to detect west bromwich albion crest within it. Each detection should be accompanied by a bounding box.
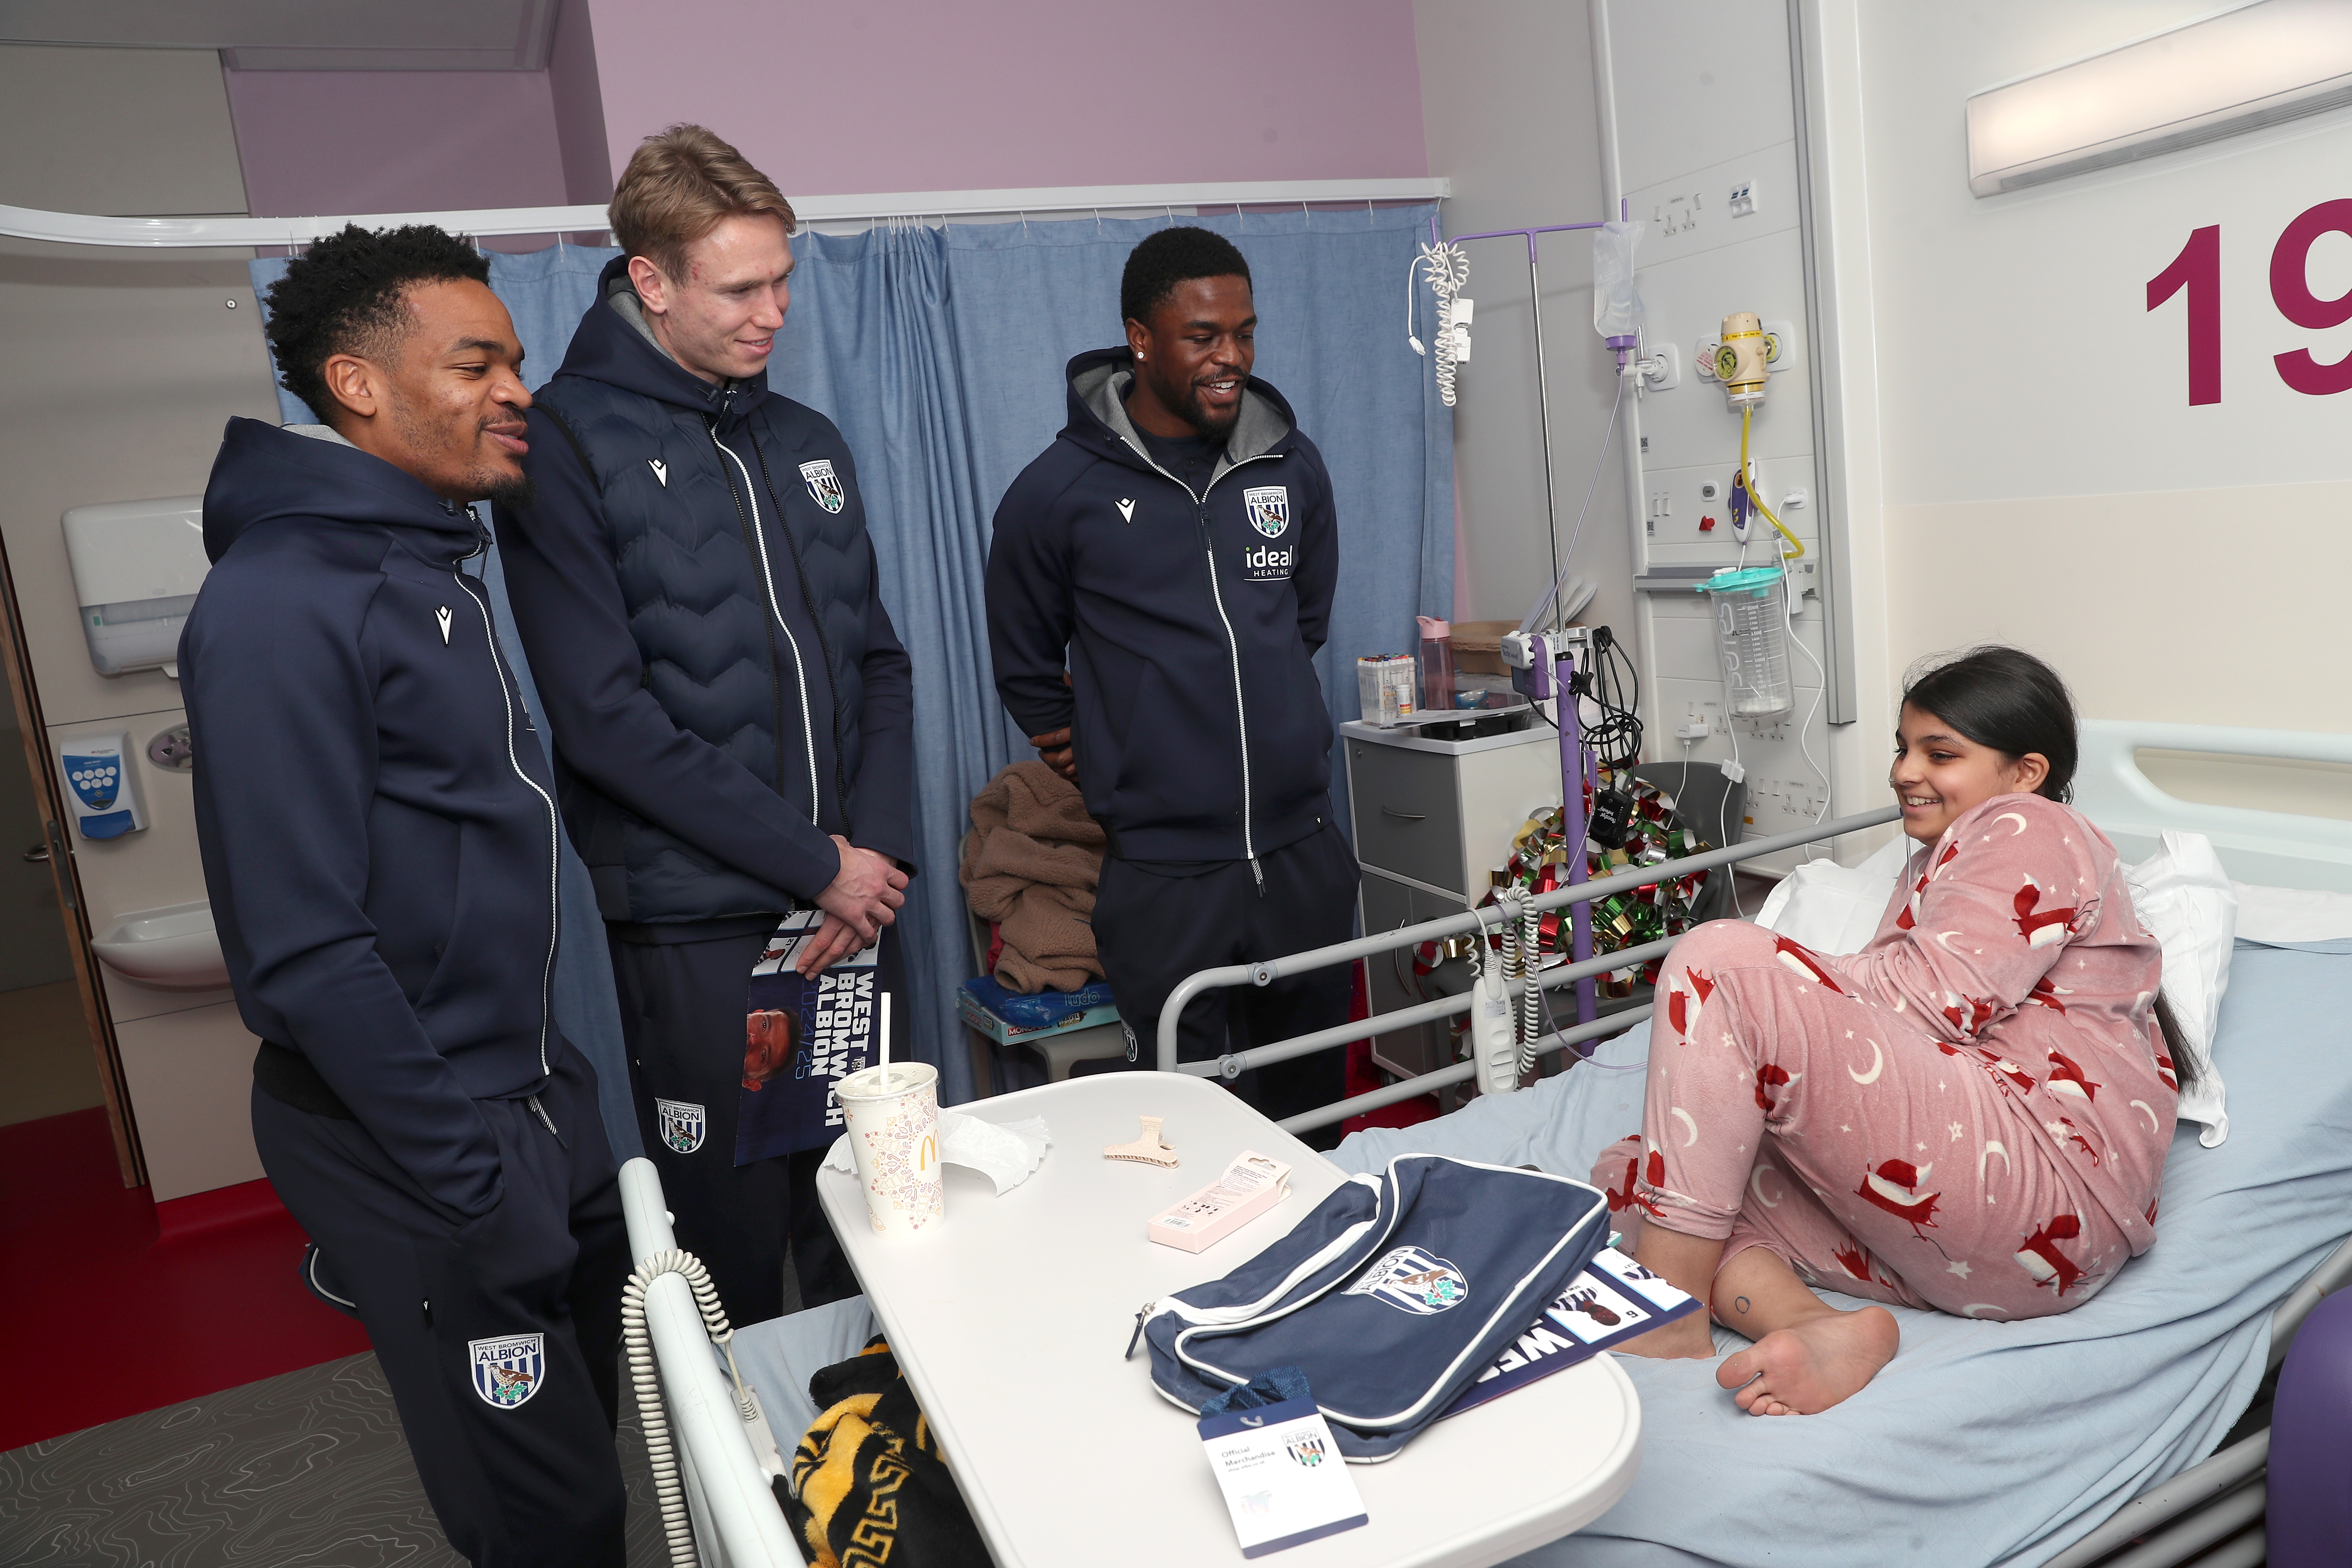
[655,1098,705,1154]
[799,459,846,514]
[1343,1244,1469,1315]
[1286,1434,1328,1467]
[470,1334,545,1409]
[1243,485,1290,537]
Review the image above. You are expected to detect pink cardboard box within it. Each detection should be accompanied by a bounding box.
[1147,1151,1292,1253]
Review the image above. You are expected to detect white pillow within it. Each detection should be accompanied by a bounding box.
[2232,880,2352,944]
[1754,836,1911,956]
[2125,832,2235,1146]
[1756,827,2236,1146]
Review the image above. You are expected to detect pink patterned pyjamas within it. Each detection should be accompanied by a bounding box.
[1594,793,2178,1320]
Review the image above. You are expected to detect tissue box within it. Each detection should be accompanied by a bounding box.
[1148,1152,1291,1253]
[957,976,1121,1045]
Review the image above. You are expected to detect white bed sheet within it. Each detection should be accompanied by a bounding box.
[1330,941,2352,1568]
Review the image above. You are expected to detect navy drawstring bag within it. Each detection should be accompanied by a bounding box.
[1135,1155,1612,1461]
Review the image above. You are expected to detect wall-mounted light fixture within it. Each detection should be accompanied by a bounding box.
[1966,0,2352,197]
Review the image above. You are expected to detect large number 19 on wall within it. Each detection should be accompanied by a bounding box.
[2148,199,2352,405]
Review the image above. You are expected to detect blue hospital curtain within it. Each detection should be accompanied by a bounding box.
[251,204,1452,1115]
[774,205,1454,1104]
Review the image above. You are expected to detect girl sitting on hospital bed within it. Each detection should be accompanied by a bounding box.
[1606,646,2187,1416]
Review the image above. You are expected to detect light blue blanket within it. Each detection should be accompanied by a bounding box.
[1332,943,2352,1568]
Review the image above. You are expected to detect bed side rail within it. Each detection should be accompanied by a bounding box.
[2003,1234,2352,1568]
[1156,805,1902,1133]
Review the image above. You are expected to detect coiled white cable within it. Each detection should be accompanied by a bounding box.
[1406,241,1470,406]
[622,1248,759,1568]
[1518,900,1544,1077]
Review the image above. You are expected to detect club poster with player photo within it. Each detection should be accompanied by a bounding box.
[1440,1246,1700,1419]
[734,911,892,1165]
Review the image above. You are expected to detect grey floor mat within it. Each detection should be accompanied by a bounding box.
[0,1352,677,1567]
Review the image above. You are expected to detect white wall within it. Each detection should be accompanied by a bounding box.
[0,45,277,1197]
[1411,0,1633,641]
[1809,0,2352,818]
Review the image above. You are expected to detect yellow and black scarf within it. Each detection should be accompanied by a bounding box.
[783,1336,988,1568]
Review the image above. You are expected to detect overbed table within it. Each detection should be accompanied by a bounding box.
[817,1071,1642,1568]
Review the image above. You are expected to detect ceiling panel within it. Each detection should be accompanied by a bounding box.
[0,0,560,70]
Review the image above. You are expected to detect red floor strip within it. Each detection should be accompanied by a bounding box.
[0,1107,370,1450]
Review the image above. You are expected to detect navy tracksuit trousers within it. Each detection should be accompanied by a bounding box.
[606,925,881,1324]
[1089,822,1357,1127]
[251,1042,628,1568]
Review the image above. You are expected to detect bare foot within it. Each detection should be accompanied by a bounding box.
[1715,1306,1899,1415]
[1614,1311,1715,1360]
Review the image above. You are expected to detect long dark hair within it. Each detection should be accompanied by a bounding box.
[1902,646,2196,1090]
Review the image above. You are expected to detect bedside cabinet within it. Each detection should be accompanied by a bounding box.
[1342,717,1563,1084]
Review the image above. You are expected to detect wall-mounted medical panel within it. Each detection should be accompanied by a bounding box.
[1596,0,1843,861]
[60,495,209,677]
[1622,237,1818,482]
[1603,0,1798,198]
[1622,141,1801,272]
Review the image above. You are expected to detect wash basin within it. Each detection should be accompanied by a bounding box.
[91,900,230,990]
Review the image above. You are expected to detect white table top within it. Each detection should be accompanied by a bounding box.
[817,1072,1642,1568]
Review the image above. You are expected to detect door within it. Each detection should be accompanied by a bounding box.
[0,533,141,1183]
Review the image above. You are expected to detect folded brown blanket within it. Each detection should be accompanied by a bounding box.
[959,761,1105,994]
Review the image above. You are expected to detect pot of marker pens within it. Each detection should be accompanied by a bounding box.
[835,995,945,1235]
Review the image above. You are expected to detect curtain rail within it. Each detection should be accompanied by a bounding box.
[0,178,1451,249]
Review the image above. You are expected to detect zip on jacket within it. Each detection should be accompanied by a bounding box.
[1117,431,1281,888]
[708,419,822,831]
[451,521,560,1077]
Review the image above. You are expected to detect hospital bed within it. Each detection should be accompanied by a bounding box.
[622,720,2350,1566]
[1213,719,2352,1568]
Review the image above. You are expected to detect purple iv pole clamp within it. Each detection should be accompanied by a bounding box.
[1507,634,1597,1028]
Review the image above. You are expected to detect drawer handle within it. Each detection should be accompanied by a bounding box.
[1380,805,1427,821]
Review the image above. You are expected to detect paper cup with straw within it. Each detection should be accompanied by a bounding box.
[835,991,944,1235]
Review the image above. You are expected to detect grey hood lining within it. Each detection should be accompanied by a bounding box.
[605,270,674,359]
[1074,361,1291,493]
[285,422,354,448]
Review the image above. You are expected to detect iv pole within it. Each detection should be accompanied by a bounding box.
[1433,216,1611,603]
[1423,210,1628,1031]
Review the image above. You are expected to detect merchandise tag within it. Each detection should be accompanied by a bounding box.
[1197,1395,1368,1557]
[1148,1151,1291,1253]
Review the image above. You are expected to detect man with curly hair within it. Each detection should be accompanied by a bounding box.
[985,226,1354,1128]
[183,224,628,1566]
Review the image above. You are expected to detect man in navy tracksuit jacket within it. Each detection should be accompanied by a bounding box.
[495,128,915,1320]
[185,227,625,1565]
[986,228,1355,1124]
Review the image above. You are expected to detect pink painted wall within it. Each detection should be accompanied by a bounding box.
[225,70,571,221]
[584,0,1428,193]
[548,0,612,204]
[223,0,1425,230]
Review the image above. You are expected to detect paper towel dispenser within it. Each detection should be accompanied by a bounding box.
[61,495,208,677]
